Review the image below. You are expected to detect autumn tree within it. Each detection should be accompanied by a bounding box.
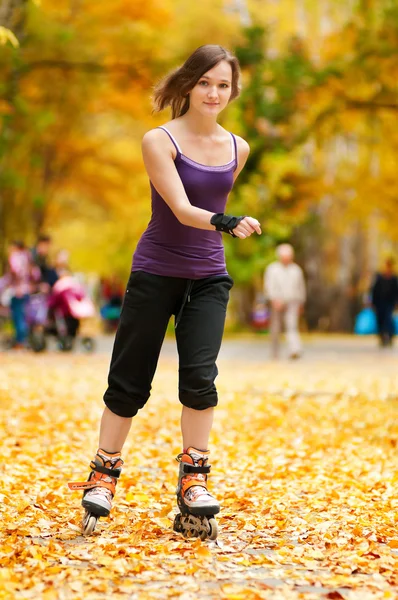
[223,1,398,328]
[1,0,398,329]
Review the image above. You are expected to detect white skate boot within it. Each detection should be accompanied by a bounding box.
[68,449,123,535]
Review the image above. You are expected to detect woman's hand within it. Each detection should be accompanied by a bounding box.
[232,217,262,239]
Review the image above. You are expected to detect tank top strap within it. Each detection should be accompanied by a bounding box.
[157,126,182,155]
[230,132,238,164]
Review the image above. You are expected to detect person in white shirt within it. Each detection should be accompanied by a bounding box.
[264,244,306,359]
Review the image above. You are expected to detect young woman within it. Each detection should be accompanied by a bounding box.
[69,44,261,539]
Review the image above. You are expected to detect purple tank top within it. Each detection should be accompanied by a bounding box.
[132,126,238,279]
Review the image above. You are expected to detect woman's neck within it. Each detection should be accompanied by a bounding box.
[179,109,219,136]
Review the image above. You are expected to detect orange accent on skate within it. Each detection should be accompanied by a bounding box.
[93,450,123,470]
[68,465,119,495]
[68,480,116,493]
[97,448,122,458]
[181,479,208,495]
[68,481,97,490]
[178,449,211,500]
[179,455,208,467]
[179,454,194,465]
[185,447,209,457]
[180,466,208,495]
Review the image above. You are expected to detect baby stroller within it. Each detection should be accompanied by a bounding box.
[26,292,49,352]
[28,276,96,352]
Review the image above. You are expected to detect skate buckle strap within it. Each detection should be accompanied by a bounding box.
[68,462,120,495]
[90,461,121,478]
[181,463,210,475]
[68,480,115,493]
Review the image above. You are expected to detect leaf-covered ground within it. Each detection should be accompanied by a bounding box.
[0,342,397,599]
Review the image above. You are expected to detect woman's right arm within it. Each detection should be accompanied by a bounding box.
[142,129,216,231]
[141,129,260,238]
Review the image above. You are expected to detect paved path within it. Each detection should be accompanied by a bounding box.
[89,332,397,363]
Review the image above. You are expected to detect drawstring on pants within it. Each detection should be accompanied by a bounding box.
[175,280,194,328]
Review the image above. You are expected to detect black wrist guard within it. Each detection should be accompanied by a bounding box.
[210,213,245,237]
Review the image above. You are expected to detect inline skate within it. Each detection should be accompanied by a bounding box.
[68,449,123,535]
[173,447,219,541]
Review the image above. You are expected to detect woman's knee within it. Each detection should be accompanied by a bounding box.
[178,365,219,410]
[103,389,149,418]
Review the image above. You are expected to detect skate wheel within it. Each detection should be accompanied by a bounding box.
[81,337,95,353]
[207,517,218,540]
[173,513,202,539]
[58,335,74,352]
[173,513,182,534]
[82,512,98,535]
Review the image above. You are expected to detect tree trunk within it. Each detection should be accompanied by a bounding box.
[0,0,29,270]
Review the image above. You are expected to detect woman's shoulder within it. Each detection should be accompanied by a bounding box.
[141,125,176,156]
[235,135,250,156]
[230,133,250,161]
[142,125,169,143]
[143,120,182,142]
[221,127,250,155]
[141,125,180,164]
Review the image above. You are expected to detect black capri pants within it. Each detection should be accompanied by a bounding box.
[103,271,233,418]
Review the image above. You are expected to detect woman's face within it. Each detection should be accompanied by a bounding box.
[189,60,233,117]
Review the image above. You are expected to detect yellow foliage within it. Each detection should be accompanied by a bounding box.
[1,349,398,597]
[0,26,19,47]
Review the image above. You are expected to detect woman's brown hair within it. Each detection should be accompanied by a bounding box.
[153,45,241,119]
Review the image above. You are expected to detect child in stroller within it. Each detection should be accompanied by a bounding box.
[27,273,96,352]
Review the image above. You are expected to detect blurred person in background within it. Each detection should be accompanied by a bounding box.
[31,234,58,289]
[371,257,398,348]
[7,241,37,348]
[54,248,71,277]
[100,275,124,309]
[264,243,306,359]
[99,275,124,333]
